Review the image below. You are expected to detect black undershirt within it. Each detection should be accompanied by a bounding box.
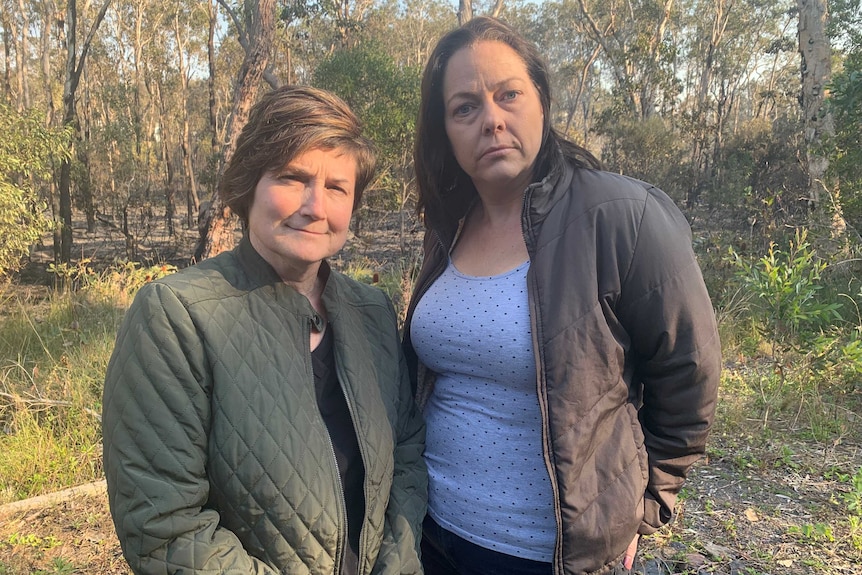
[311,326,365,575]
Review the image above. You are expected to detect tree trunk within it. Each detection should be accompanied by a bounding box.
[687,0,733,208]
[207,0,219,163]
[2,21,12,98]
[458,0,473,25]
[198,0,275,261]
[156,81,176,238]
[175,10,200,230]
[16,0,31,108]
[797,0,834,212]
[57,0,112,263]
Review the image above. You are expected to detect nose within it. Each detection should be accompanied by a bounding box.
[482,101,505,136]
[299,182,327,219]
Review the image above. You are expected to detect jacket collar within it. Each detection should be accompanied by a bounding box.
[523,161,573,226]
[235,234,283,287]
[234,234,343,318]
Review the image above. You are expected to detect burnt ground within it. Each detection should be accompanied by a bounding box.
[1,212,861,574]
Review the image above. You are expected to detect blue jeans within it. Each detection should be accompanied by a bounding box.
[420,515,554,575]
[420,515,635,575]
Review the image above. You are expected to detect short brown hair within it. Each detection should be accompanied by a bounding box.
[220,85,377,226]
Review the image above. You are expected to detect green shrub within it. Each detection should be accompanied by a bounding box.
[0,103,71,277]
[726,228,848,423]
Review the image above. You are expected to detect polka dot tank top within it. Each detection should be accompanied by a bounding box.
[410,258,555,562]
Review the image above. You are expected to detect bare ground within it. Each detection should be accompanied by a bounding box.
[2,213,861,574]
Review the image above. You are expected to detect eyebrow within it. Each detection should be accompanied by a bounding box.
[327,176,354,187]
[285,164,354,187]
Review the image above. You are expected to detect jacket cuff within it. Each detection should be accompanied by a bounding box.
[639,492,673,535]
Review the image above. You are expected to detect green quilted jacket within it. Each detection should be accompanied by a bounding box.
[102,237,428,575]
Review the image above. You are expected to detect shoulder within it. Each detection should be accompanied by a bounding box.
[326,271,399,337]
[328,270,391,311]
[562,168,687,227]
[569,168,659,203]
[135,250,246,309]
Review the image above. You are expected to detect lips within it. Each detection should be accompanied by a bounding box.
[480,144,515,159]
[284,223,327,235]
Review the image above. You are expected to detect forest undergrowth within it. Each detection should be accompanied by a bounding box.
[0,211,860,574]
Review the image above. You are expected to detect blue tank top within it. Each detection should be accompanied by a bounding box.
[410,259,555,561]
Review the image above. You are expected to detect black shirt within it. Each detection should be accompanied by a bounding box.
[311,326,365,575]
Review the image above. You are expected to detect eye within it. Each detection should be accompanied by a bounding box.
[274,170,302,183]
[452,102,474,117]
[326,179,353,196]
[501,90,519,101]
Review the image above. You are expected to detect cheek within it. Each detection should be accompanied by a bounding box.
[331,203,354,232]
[446,126,472,164]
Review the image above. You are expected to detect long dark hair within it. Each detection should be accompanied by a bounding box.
[414,17,601,239]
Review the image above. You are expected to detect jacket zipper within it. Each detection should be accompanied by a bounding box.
[522,187,565,575]
[324,426,347,575]
[308,318,348,575]
[332,331,368,575]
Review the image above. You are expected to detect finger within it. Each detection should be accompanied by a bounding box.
[623,534,639,569]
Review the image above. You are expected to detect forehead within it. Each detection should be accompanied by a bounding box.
[274,146,358,176]
[443,40,531,96]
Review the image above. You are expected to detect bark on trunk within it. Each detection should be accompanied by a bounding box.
[57,0,112,263]
[198,0,275,261]
[798,0,834,211]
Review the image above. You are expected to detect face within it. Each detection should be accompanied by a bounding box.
[442,40,544,197]
[248,147,356,281]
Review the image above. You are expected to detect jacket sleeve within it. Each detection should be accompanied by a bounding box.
[102,282,279,575]
[616,189,721,535]
[371,306,428,575]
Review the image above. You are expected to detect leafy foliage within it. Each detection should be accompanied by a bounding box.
[827,57,862,231]
[314,42,421,210]
[0,103,71,277]
[598,115,687,199]
[725,229,860,424]
[730,229,841,346]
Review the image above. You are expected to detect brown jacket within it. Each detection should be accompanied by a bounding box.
[403,164,721,575]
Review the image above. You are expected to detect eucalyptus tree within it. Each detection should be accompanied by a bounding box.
[198,0,275,260]
[0,102,70,277]
[529,0,602,148]
[457,0,505,24]
[1,0,32,109]
[797,0,833,213]
[57,0,112,263]
[364,0,454,69]
[678,0,798,207]
[826,0,862,231]
[574,0,681,121]
[2,0,81,260]
[170,2,209,231]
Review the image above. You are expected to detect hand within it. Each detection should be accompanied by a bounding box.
[623,533,639,570]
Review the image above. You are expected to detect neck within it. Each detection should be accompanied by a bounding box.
[471,192,522,230]
[289,265,328,311]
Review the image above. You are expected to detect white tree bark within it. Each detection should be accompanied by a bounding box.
[797,0,834,210]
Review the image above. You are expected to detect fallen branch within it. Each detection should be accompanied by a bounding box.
[0,391,102,422]
[0,479,107,516]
